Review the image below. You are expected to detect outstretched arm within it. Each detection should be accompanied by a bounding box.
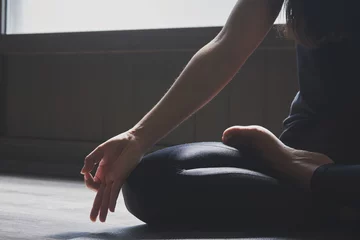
[132,0,285,150]
[81,0,284,223]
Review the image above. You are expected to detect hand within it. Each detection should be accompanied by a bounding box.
[80,130,147,222]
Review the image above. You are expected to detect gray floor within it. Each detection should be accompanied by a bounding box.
[1,175,358,240]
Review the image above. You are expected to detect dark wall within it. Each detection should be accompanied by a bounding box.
[0,27,298,179]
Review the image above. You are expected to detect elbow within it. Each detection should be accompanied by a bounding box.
[209,34,249,66]
[210,37,248,69]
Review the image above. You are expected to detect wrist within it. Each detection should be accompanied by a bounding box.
[128,125,157,152]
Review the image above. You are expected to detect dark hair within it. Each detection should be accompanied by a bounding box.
[281,0,352,48]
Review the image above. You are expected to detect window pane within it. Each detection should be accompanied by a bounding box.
[6,0,286,34]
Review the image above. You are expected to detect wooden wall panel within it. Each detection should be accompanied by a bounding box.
[264,49,298,136]
[228,50,266,127]
[100,54,135,139]
[0,27,298,178]
[50,54,104,141]
[4,49,297,144]
[6,55,54,138]
[131,51,196,145]
[195,88,229,142]
[6,54,104,141]
[0,55,6,135]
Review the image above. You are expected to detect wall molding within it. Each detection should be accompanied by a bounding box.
[0,26,294,54]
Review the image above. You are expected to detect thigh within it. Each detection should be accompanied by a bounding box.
[122,142,312,227]
[124,142,274,192]
[147,142,270,173]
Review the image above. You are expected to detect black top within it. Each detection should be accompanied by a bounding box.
[280,2,359,163]
[284,2,359,126]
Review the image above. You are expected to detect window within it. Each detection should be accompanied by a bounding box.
[6,0,286,35]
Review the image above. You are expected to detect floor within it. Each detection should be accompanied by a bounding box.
[1,175,359,240]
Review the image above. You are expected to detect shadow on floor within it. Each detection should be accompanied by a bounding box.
[46,224,360,240]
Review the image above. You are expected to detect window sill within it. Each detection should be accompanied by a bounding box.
[0,26,294,55]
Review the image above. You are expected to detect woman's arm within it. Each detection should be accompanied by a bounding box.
[82,0,285,222]
[131,0,284,150]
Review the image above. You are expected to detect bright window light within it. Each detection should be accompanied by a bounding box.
[6,0,286,34]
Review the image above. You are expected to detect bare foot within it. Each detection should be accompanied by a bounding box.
[222,125,334,189]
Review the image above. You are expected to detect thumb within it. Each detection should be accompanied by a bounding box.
[81,146,104,174]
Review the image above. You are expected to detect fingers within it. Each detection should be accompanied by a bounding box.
[88,178,119,223]
[89,181,119,223]
[90,184,105,222]
[84,172,101,191]
[99,183,112,222]
[109,180,123,212]
[81,146,104,174]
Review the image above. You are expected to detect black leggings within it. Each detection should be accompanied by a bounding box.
[122,123,360,228]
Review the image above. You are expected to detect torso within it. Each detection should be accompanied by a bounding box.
[287,39,360,121]
[280,1,359,163]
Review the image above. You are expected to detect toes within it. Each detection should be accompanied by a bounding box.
[222,125,266,145]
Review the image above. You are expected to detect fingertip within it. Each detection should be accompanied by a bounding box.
[99,216,106,223]
[82,163,93,172]
[90,215,96,222]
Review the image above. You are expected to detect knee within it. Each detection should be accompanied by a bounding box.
[122,146,178,223]
[121,142,243,224]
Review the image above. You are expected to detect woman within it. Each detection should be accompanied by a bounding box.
[80,0,359,227]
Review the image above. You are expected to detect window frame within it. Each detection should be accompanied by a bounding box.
[0,0,6,136]
[0,0,6,34]
[4,0,285,35]
[0,0,291,55]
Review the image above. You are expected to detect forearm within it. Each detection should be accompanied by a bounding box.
[131,40,247,150]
